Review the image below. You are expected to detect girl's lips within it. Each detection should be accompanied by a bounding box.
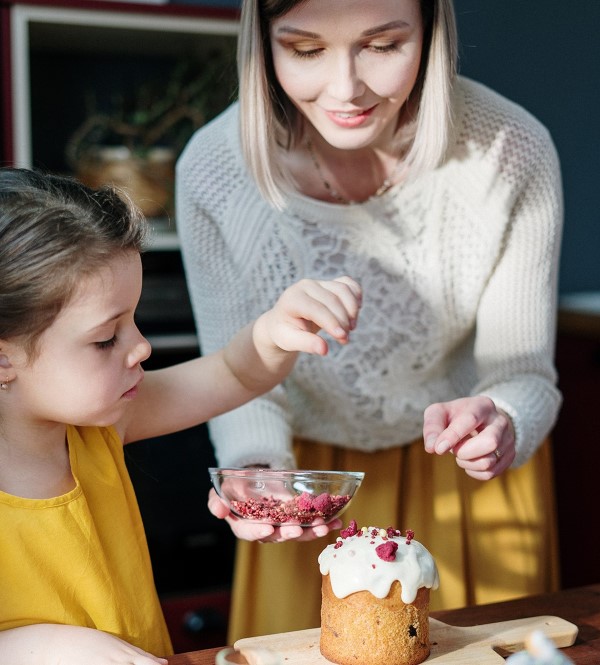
[325,105,376,128]
[122,385,138,400]
[122,373,143,399]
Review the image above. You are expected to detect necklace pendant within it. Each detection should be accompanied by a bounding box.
[305,138,399,205]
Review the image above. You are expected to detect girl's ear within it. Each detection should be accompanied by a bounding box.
[0,348,18,385]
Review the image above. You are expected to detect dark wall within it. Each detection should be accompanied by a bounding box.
[453,1,600,295]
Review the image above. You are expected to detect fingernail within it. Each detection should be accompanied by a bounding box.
[425,434,437,450]
[435,440,450,454]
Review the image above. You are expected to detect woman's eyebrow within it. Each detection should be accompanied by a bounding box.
[274,20,410,40]
[362,20,411,37]
[274,26,319,38]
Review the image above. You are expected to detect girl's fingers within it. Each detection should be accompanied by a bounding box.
[273,278,362,352]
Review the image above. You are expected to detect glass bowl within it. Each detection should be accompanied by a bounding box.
[208,468,364,526]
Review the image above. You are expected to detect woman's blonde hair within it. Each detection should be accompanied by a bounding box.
[237,0,457,209]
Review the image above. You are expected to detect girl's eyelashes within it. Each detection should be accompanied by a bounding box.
[95,335,117,350]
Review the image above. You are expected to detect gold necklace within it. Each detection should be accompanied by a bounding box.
[305,138,401,205]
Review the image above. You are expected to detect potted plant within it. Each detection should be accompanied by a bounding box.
[66,50,236,218]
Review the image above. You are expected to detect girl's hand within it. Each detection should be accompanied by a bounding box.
[259,276,362,357]
[423,396,516,480]
[207,488,342,542]
[0,624,168,665]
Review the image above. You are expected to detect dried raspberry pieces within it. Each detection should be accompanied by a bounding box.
[229,491,351,524]
[340,519,359,538]
[376,541,398,561]
[335,520,416,561]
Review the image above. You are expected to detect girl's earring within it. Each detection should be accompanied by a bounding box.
[0,378,9,390]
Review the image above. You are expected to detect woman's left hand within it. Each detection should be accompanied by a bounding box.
[423,396,516,480]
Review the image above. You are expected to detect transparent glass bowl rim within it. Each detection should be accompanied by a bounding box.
[209,467,365,482]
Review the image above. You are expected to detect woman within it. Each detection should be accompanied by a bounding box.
[176,0,563,642]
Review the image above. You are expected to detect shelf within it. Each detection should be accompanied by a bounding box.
[146,217,180,250]
[558,292,600,338]
[7,2,239,169]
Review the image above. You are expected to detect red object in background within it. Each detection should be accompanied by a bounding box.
[161,588,231,654]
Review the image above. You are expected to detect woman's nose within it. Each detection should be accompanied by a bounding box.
[326,52,365,102]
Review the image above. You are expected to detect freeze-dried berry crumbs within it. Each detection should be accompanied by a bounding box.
[313,493,333,512]
[334,541,343,549]
[341,519,359,538]
[405,529,415,544]
[296,492,314,511]
[387,527,401,538]
[376,541,399,562]
[229,492,351,523]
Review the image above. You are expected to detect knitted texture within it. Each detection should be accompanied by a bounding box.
[176,77,563,469]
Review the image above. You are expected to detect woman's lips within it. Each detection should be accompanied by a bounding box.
[325,105,376,128]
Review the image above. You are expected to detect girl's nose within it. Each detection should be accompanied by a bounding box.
[327,52,365,102]
[128,329,152,367]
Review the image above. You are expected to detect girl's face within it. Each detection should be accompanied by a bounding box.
[270,0,424,151]
[12,252,151,428]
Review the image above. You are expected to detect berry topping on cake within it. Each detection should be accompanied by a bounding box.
[340,519,359,538]
[375,541,399,561]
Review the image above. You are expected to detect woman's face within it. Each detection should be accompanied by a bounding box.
[269,0,424,151]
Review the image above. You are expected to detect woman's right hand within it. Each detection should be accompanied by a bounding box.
[0,624,168,665]
[207,488,341,543]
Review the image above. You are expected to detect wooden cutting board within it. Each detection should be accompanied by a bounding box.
[235,615,578,664]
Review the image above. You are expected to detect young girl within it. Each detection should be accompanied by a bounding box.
[0,167,361,664]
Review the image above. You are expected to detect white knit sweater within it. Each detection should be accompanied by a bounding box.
[176,77,563,470]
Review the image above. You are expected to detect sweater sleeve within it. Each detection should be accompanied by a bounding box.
[469,110,564,467]
[175,107,296,469]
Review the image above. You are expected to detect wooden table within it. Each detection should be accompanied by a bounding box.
[167,583,600,664]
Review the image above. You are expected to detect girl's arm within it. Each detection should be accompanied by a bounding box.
[0,624,167,665]
[118,276,361,444]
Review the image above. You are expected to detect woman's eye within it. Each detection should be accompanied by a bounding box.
[369,42,399,54]
[96,336,117,350]
[292,47,323,59]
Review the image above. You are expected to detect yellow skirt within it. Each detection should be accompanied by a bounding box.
[227,437,560,643]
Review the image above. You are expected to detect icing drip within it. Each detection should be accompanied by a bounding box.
[318,526,439,604]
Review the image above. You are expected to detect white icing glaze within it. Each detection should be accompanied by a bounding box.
[318,526,439,604]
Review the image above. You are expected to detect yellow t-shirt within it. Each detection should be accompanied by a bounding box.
[0,425,173,657]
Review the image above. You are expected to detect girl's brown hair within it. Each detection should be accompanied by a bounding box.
[0,168,147,358]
